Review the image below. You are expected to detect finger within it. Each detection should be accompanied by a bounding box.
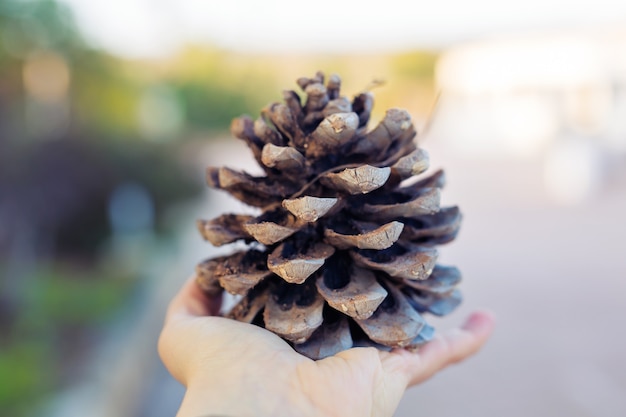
[165,275,222,322]
[159,277,223,383]
[400,310,495,386]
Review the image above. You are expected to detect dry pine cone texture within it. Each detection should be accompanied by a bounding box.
[196,72,463,360]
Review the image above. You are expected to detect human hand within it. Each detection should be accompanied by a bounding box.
[158,277,495,417]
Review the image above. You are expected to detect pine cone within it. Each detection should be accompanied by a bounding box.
[196,71,463,359]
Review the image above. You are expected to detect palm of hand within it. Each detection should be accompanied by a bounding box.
[159,278,494,417]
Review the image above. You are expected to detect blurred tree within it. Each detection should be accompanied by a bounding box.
[176,80,251,130]
[165,46,279,131]
[0,0,202,263]
[0,3,202,416]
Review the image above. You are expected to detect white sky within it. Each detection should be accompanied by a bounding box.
[59,0,626,58]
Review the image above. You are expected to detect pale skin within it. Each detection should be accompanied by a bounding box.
[159,277,495,417]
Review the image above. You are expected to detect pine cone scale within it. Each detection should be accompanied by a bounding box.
[315,266,387,320]
[354,283,426,347]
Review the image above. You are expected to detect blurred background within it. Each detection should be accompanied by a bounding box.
[1,1,625,416]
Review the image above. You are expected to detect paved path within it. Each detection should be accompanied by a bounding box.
[395,147,626,417]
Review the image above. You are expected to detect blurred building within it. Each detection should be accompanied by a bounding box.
[431,28,626,203]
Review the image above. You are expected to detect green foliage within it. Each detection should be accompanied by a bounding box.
[0,342,54,417]
[0,263,136,417]
[25,266,135,324]
[392,51,438,80]
[0,0,81,57]
[71,52,143,136]
[176,81,254,130]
